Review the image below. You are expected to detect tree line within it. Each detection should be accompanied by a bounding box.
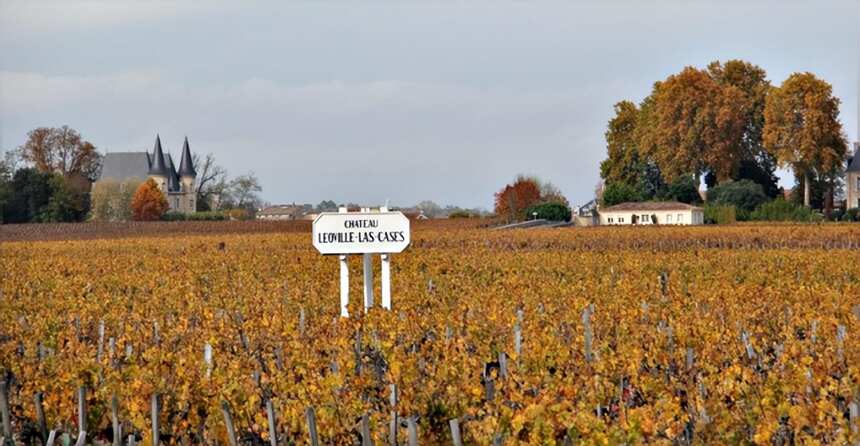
[0,126,263,223]
[599,60,848,215]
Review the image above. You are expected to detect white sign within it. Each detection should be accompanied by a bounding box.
[313,211,410,255]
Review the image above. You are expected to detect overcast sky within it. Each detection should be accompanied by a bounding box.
[1,0,857,209]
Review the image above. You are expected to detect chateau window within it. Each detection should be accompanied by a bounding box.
[856,177,860,190]
[618,217,624,223]
[607,217,614,224]
[677,213,683,223]
[666,214,673,223]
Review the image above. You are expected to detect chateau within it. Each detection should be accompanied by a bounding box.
[98,135,198,213]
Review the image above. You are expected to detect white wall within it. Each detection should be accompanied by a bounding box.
[599,209,703,225]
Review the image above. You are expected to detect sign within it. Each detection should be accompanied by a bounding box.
[312,211,410,255]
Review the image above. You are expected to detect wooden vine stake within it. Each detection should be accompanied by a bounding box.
[45,430,56,446]
[0,382,11,445]
[151,394,160,446]
[359,413,372,446]
[449,418,463,446]
[582,305,594,363]
[406,416,418,446]
[389,384,398,446]
[111,394,121,446]
[204,343,213,378]
[306,406,319,446]
[266,399,278,446]
[34,392,48,445]
[221,401,238,446]
[77,386,87,441]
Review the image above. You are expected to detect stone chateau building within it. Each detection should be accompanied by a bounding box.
[98,135,197,213]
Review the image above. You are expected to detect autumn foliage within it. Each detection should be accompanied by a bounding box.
[1,225,859,444]
[494,176,542,221]
[131,178,168,221]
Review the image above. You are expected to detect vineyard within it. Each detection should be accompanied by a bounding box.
[1,224,859,445]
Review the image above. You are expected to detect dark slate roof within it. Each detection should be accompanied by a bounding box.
[99,152,151,182]
[178,137,196,177]
[847,144,860,173]
[149,135,168,176]
[165,154,180,192]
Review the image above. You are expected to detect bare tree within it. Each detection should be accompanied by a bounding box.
[229,172,262,210]
[192,153,228,211]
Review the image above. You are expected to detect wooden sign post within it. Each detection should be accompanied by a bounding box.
[313,207,411,317]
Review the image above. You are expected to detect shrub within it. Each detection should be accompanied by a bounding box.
[707,180,768,220]
[449,210,479,219]
[601,182,644,207]
[703,204,736,225]
[750,198,822,222]
[525,202,572,222]
[131,179,169,221]
[841,208,860,222]
[162,211,228,221]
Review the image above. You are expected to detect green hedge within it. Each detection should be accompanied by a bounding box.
[524,202,572,222]
[704,204,736,225]
[707,180,768,220]
[162,211,228,221]
[842,208,860,222]
[749,199,821,222]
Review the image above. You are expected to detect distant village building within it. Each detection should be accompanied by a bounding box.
[575,199,599,226]
[846,143,860,210]
[98,135,197,213]
[599,202,704,225]
[257,205,305,220]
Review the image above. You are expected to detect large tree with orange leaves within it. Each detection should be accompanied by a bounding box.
[638,66,747,183]
[763,72,847,208]
[494,176,542,222]
[131,178,168,221]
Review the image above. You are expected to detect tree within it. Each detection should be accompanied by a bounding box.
[763,72,848,207]
[131,178,169,221]
[638,67,746,182]
[600,182,644,207]
[537,181,569,207]
[600,101,642,185]
[416,200,443,218]
[494,176,542,221]
[3,168,54,223]
[91,179,140,221]
[39,174,88,222]
[192,152,229,211]
[707,60,780,196]
[707,179,768,219]
[19,126,102,180]
[662,175,701,204]
[0,151,16,223]
[228,173,262,210]
[317,200,337,211]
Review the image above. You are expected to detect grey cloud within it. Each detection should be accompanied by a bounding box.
[1,0,857,208]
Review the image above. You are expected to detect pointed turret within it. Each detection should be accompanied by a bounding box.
[148,135,168,176]
[178,136,196,177]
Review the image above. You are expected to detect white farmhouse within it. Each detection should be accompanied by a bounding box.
[599,202,704,225]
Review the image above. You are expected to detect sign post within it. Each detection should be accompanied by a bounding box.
[313,207,410,317]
